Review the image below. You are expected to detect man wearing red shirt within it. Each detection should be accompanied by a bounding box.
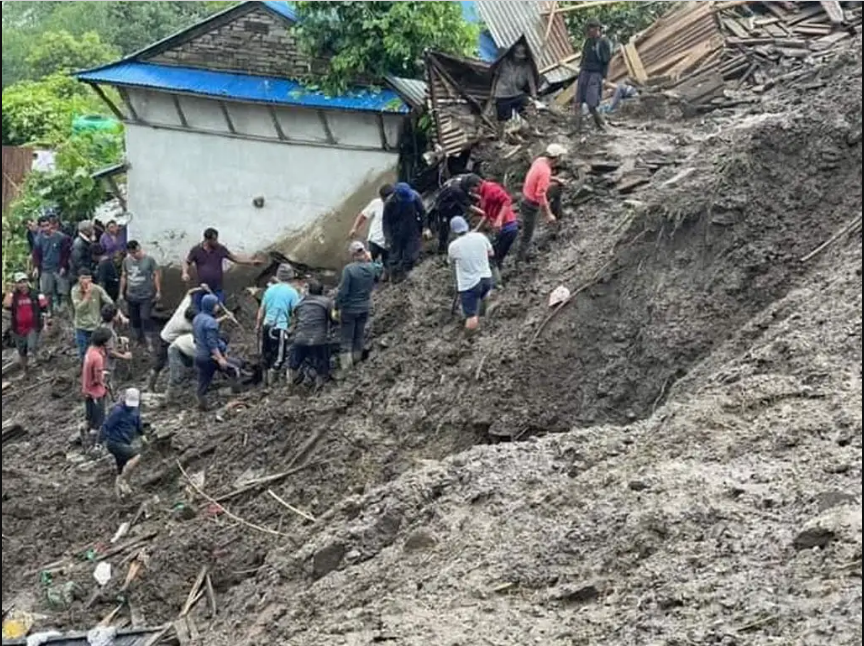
[469,180,519,286]
[81,327,113,450]
[2,272,49,377]
[517,144,568,263]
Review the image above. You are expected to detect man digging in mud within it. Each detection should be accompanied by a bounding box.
[288,279,334,388]
[192,293,241,410]
[350,184,395,270]
[517,144,567,264]
[147,287,205,393]
[101,387,147,499]
[431,173,482,255]
[256,263,301,386]
[448,216,495,335]
[468,177,518,287]
[574,18,612,134]
[383,182,429,282]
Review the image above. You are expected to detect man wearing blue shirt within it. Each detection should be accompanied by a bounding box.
[101,387,146,499]
[193,293,229,411]
[256,264,301,386]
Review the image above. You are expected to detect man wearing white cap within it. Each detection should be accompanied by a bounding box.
[335,241,382,376]
[517,143,567,263]
[3,272,49,377]
[256,263,301,386]
[101,387,146,498]
[447,216,495,333]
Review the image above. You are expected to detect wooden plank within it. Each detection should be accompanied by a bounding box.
[722,17,751,39]
[820,1,845,24]
[624,43,649,83]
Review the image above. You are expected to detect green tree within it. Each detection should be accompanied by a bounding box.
[566,2,669,48]
[1,74,109,146]
[293,1,479,94]
[26,30,119,79]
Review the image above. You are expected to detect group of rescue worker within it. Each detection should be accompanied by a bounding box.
[4,18,620,499]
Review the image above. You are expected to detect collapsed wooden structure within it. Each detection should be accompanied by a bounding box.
[556,1,862,106]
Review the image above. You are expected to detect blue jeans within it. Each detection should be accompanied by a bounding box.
[193,289,225,313]
[75,329,93,360]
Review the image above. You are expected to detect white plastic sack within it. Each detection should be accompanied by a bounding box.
[93,562,112,587]
[26,632,63,646]
[87,626,117,646]
[548,286,571,308]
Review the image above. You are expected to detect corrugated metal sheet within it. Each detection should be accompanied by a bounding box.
[475,0,576,83]
[261,0,298,22]
[2,627,162,646]
[1,146,33,213]
[77,62,409,114]
[385,76,428,110]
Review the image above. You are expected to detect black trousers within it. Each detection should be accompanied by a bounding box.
[127,298,154,341]
[340,311,368,355]
[261,325,290,370]
[368,241,389,266]
[289,344,331,378]
[493,227,519,268]
[389,235,421,278]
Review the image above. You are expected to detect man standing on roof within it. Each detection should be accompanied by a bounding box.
[469,178,518,287]
[182,228,264,312]
[431,174,482,255]
[574,18,613,133]
[256,263,301,386]
[350,184,395,269]
[448,217,494,335]
[382,182,429,283]
[493,41,538,137]
[517,144,567,264]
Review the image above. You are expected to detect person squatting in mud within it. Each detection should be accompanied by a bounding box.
[430,173,482,256]
[287,279,334,389]
[193,293,243,411]
[101,387,147,499]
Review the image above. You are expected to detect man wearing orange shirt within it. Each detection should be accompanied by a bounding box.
[81,327,113,450]
[517,144,568,263]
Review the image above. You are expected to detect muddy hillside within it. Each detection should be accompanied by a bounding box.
[3,44,862,646]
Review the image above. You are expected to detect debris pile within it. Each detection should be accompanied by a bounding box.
[557,1,862,108]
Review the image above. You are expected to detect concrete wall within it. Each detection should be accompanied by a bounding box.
[122,90,404,269]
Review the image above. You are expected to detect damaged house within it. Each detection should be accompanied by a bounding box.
[75,1,415,268]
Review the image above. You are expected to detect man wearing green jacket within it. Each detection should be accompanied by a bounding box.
[70,269,126,360]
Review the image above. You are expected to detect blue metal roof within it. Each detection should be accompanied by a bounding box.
[261,1,298,22]
[76,62,410,113]
[460,1,500,62]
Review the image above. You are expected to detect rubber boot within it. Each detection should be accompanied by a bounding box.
[196,395,208,412]
[287,369,299,388]
[114,476,125,500]
[352,351,363,366]
[164,385,176,406]
[491,265,503,290]
[19,356,29,379]
[573,109,583,135]
[146,370,158,393]
[337,352,354,379]
[591,108,606,131]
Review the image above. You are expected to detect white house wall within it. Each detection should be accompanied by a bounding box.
[121,88,404,265]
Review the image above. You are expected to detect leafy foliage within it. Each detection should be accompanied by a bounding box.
[3,130,124,283]
[2,1,233,86]
[2,74,109,146]
[25,30,119,80]
[293,1,479,94]
[566,1,669,47]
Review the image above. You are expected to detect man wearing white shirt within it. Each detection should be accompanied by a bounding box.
[447,216,495,334]
[349,184,395,267]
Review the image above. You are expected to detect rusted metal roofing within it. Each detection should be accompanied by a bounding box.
[1,146,33,213]
[474,0,576,84]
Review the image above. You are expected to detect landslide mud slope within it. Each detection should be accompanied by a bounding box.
[2,46,861,645]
